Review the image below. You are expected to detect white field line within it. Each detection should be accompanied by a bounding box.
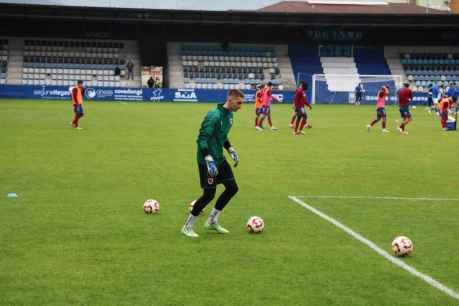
[292,195,459,202]
[288,195,459,302]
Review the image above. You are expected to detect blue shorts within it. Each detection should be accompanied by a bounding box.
[399,107,411,119]
[295,107,307,118]
[260,106,270,115]
[440,111,448,120]
[376,107,386,119]
[255,107,262,116]
[73,104,84,115]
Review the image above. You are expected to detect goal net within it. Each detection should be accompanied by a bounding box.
[310,74,403,104]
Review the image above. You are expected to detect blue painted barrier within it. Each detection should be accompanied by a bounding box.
[0,85,296,104]
[0,84,428,104]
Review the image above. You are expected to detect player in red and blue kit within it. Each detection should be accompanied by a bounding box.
[367,85,390,133]
[256,82,279,131]
[71,80,85,129]
[254,84,264,127]
[438,96,456,130]
[397,83,413,135]
[293,81,312,135]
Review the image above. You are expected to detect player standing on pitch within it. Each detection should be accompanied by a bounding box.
[71,80,85,130]
[367,85,390,133]
[254,84,264,128]
[181,89,244,238]
[256,82,279,131]
[355,82,364,105]
[293,81,312,135]
[397,82,413,135]
[430,83,440,114]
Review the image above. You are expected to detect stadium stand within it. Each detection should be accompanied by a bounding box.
[292,45,394,95]
[0,39,8,85]
[18,38,141,87]
[355,47,391,76]
[320,57,360,92]
[385,46,459,91]
[401,53,459,91]
[289,44,323,99]
[172,43,294,90]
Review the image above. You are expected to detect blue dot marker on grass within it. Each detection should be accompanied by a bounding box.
[7,192,18,198]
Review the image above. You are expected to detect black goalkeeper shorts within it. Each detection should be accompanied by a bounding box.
[198,159,235,189]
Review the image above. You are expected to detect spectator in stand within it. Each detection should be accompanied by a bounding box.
[147,76,155,88]
[127,59,134,80]
[154,77,162,88]
[114,66,121,77]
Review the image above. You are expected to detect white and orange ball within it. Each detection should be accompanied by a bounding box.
[392,236,414,257]
[247,216,264,233]
[144,199,160,214]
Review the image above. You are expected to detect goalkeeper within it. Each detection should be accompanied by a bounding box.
[181,89,244,238]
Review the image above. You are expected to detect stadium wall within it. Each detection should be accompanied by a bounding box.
[0,84,429,104]
[0,84,296,103]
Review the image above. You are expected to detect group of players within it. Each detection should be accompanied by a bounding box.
[66,78,456,238]
[180,80,457,238]
[254,80,312,135]
[252,79,457,137]
[70,77,456,136]
[366,83,413,134]
[366,82,457,134]
[427,82,458,129]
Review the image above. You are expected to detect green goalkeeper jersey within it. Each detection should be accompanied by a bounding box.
[197,103,234,166]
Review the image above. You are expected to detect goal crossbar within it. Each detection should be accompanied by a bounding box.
[311,74,403,104]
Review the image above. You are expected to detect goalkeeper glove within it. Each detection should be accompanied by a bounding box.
[204,155,218,177]
[228,147,239,167]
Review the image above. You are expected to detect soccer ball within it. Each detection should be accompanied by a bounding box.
[246,216,264,233]
[391,236,414,257]
[188,199,205,215]
[144,199,160,214]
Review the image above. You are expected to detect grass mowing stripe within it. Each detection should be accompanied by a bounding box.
[288,195,459,302]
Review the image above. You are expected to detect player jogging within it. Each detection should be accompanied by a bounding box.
[397,82,413,135]
[71,80,85,129]
[367,85,390,133]
[181,89,244,238]
[256,82,279,131]
[293,81,312,135]
[254,84,264,128]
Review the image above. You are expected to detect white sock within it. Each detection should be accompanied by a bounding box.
[184,214,197,230]
[208,208,221,224]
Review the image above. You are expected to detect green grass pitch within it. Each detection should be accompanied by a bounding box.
[0,99,458,306]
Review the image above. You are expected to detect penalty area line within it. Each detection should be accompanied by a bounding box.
[288,195,459,302]
[291,195,459,202]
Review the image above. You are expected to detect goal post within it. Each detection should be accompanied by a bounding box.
[310,74,403,104]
